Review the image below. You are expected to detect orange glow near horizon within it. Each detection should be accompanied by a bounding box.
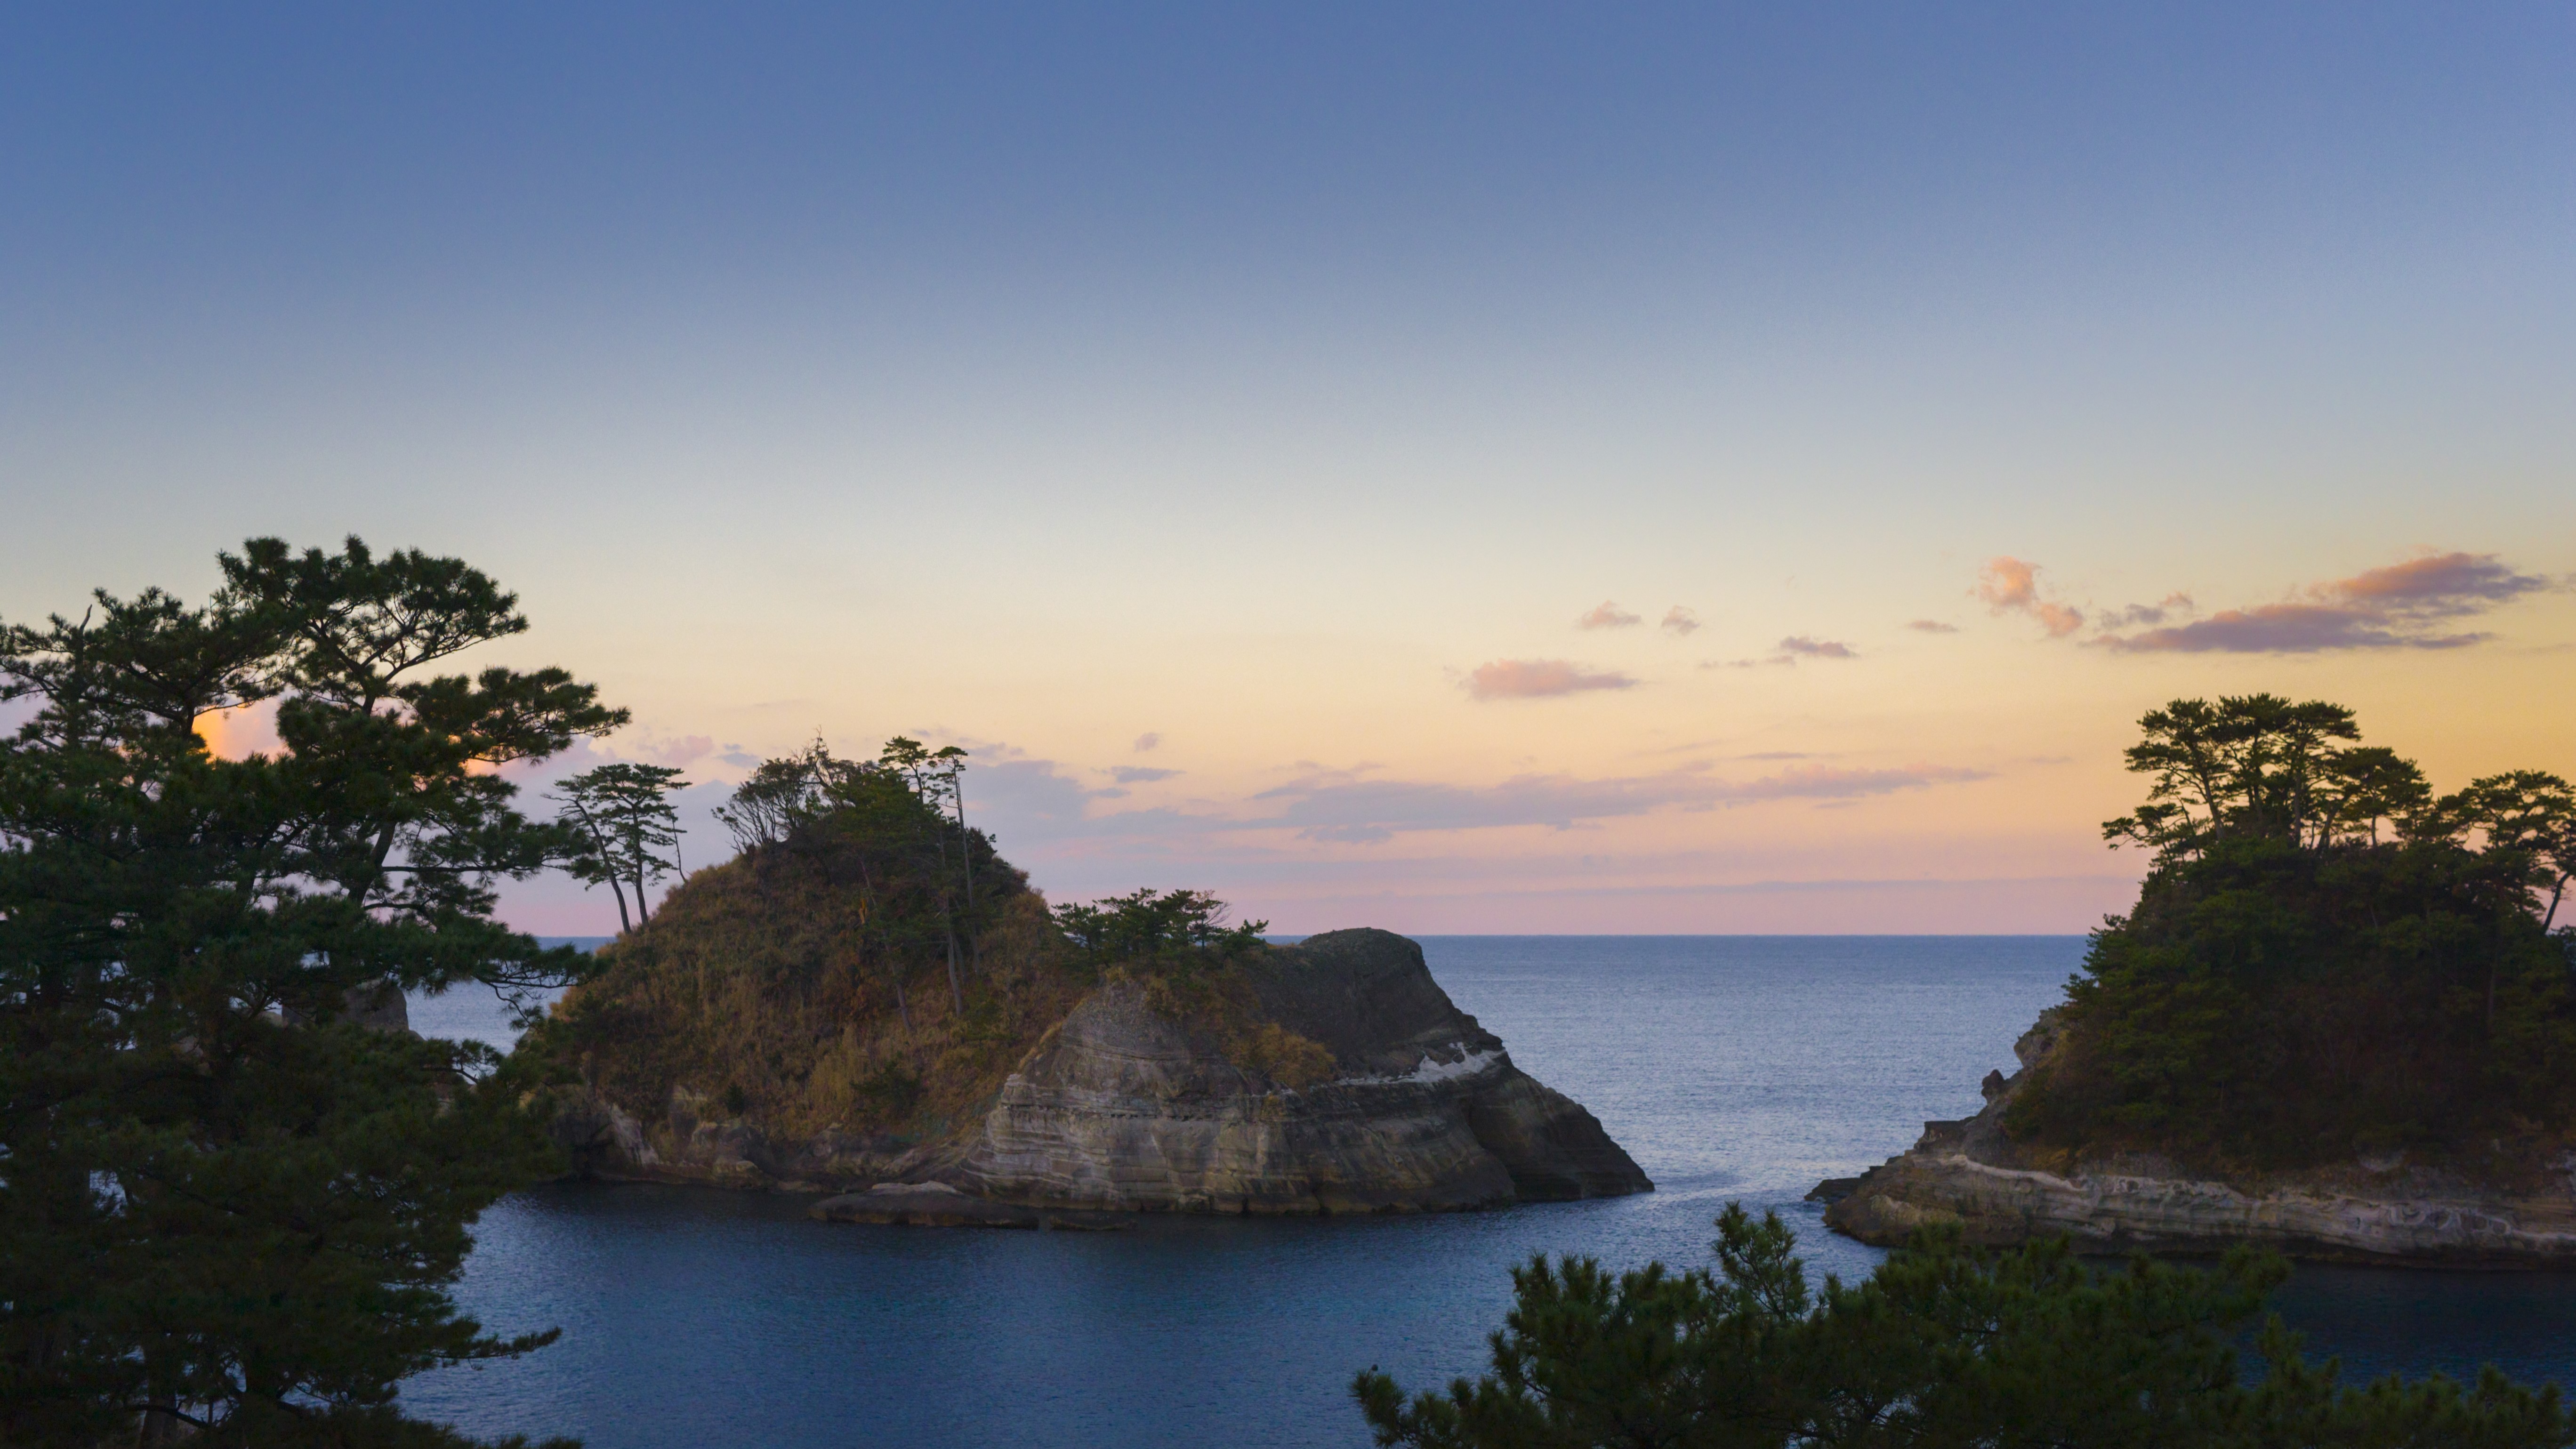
[191,702,278,762]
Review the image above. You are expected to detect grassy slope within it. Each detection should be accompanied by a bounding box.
[531,846,1084,1145]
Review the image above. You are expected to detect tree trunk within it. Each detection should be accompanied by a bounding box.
[607,875,632,935]
[893,974,911,1032]
[944,926,965,1015]
[954,773,982,974]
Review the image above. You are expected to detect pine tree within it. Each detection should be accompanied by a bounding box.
[0,537,607,1447]
[552,762,688,933]
[1356,1206,2576,1448]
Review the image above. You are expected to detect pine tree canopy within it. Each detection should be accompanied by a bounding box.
[0,538,604,1447]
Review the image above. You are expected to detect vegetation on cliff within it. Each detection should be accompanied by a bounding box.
[2005,695,2576,1172]
[0,539,596,1448]
[1357,1207,2575,1448]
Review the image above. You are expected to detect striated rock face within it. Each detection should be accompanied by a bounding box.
[557,927,1651,1218]
[947,929,1650,1214]
[1821,1011,2576,1266]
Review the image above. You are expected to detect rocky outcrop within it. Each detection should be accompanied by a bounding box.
[947,929,1649,1214]
[556,927,1651,1220]
[1820,1010,2576,1266]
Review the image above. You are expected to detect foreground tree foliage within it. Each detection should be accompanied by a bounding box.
[0,539,601,1447]
[1357,1207,2574,1449]
[2008,695,2576,1169]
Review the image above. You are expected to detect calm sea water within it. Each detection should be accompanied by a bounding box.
[401,937,2576,1448]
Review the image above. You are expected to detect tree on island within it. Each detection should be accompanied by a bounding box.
[0,538,600,1448]
[702,736,1005,1022]
[1051,887,1268,976]
[552,761,687,933]
[543,736,1043,1128]
[2013,693,2576,1167]
[1356,1206,2575,1448]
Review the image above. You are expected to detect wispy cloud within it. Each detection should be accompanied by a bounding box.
[1711,636,1857,668]
[1133,732,1162,752]
[2097,593,2195,629]
[1576,600,1642,629]
[1973,556,2085,637]
[1251,761,1993,844]
[1104,765,1181,784]
[2097,551,2548,653]
[1906,619,1959,634]
[1466,658,1638,700]
[1776,636,1856,660]
[1659,605,1701,636]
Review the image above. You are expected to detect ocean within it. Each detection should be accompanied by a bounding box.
[400,936,2576,1448]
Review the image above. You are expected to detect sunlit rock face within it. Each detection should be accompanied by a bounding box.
[951,929,1651,1215]
[1819,1013,2576,1266]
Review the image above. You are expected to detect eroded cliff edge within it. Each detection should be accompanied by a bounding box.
[1817,1011,2576,1266]
[551,927,1650,1216]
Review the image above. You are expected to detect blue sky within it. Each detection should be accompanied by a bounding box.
[7,4,2572,931]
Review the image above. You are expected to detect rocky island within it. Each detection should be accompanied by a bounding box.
[531,741,1648,1222]
[1819,696,2576,1265]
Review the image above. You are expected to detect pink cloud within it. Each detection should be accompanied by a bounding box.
[1466,659,1639,700]
[1973,556,2085,637]
[1660,606,1700,636]
[1134,732,1162,752]
[1906,619,1959,634]
[1972,557,2041,611]
[1575,600,1642,630]
[2098,551,2546,654]
[635,733,716,766]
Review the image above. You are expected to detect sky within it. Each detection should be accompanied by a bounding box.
[5,4,2573,934]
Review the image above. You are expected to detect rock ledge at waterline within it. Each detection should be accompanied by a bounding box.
[549,928,1651,1221]
[1814,1011,2576,1266]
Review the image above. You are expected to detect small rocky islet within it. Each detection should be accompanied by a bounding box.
[528,823,1649,1224]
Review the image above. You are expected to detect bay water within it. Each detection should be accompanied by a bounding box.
[401,936,2576,1448]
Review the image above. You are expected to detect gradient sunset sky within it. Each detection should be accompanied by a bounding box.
[6,5,2572,934]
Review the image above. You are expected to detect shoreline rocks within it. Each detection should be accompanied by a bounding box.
[811,1183,1129,1231]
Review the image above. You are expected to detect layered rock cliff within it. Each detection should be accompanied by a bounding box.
[1818,1011,2576,1265]
[549,926,1650,1216]
[940,928,1647,1214]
